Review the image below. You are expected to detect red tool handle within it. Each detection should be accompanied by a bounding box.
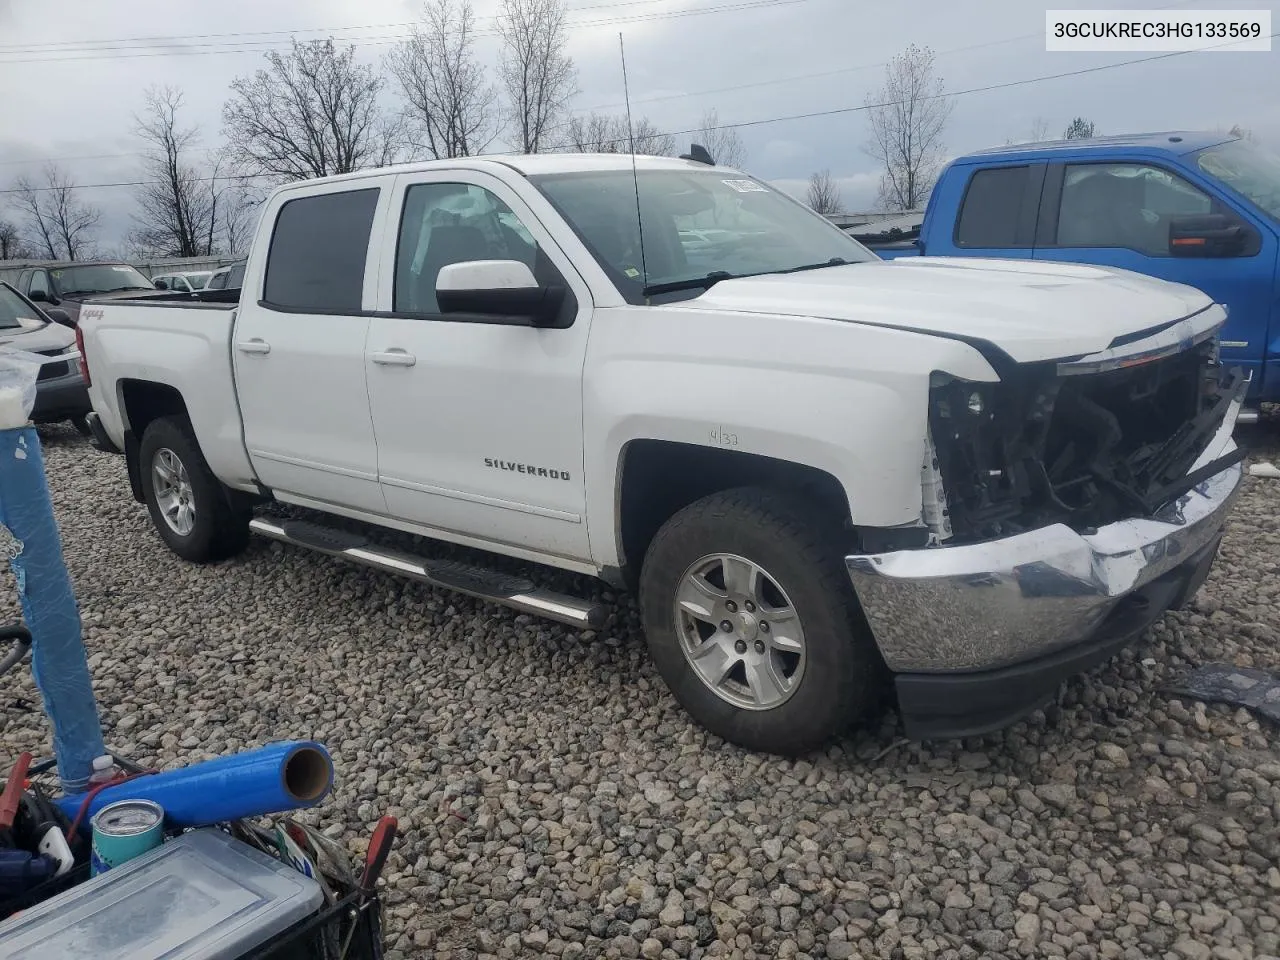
[359,816,397,895]
[0,753,32,830]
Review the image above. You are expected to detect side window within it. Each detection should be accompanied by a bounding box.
[207,272,226,291]
[263,188,379,312]
[955,166,1031,248]
[394,183,544,315]
[27,271,49,298]
[1055,163,1214,256]
[229,263,246,287]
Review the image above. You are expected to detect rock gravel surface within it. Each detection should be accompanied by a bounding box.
[1,422,1279,960]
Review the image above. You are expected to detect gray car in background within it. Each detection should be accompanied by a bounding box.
[14,261,160,327]
[0,281,91,429]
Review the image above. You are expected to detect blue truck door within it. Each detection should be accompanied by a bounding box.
[1034,159,1275,397]
[936,161,1045,260]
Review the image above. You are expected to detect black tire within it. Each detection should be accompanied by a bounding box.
[639,487,884,756]
[138,416,251,563]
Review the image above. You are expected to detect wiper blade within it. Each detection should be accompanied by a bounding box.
[776,257,851,274]
[642,271,736,297]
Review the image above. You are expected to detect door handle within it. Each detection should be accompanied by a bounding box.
[370,350,417,367]
[236,339,271,355]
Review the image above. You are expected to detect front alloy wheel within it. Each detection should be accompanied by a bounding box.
[640,487,885,756]
[675,553,806,710]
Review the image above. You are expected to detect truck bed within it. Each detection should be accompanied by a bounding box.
[78,296,257,493]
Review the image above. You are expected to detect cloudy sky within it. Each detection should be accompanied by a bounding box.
[0,0,1276,251]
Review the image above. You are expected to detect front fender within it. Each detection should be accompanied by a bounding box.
[581,304,998,567]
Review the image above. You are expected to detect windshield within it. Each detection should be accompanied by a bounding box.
[531,169,875,302]
[1192,138,1280,221]
[50,263,153,297]
[0,286,47,330]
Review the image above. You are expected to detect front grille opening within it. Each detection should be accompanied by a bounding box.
[931,339,1238,544]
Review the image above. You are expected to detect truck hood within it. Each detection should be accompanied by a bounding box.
[685,257,1215,364]
[0,322,74,353]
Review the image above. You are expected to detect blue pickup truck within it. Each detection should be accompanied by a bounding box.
[864,132,1280,411]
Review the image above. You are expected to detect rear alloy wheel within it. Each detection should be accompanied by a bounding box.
[151,447,196,536]
[641,487,884,756]
[139,416,251,563]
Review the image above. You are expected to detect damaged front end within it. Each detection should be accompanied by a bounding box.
[927,307,1246,545]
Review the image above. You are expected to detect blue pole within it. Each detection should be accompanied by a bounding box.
[0,427,104,793]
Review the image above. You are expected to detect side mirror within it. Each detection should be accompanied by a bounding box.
[27,289,50,303]
[44,307,73,327]
[436,260,565,326]
[1169,214,1255,258]
[154,279,168,290]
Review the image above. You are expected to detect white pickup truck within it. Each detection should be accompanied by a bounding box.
[77,152,1247,755]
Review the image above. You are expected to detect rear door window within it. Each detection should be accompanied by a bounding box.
[263,188,379,312]
[955,166,1032,247]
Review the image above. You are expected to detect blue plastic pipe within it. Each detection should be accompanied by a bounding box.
[55,741,334,827]
[0,427,105,793]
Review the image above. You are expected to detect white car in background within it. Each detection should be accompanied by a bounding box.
[151,271,213,293]
[204,261,247,292]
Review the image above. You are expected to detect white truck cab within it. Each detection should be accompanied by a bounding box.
[77,152,1246,754]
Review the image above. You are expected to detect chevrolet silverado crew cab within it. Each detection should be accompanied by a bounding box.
[77,152,1246,755]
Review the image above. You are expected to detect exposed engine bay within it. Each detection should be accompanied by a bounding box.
[928,325,1246,545]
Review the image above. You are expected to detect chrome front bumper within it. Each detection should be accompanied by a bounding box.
[846,455,1244,674]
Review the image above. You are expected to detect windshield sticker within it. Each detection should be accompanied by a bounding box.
[624,267,641,278]
[722,179,766,193]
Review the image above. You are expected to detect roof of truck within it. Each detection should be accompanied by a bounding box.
[270,153,742,193]
[962,131,1236,163]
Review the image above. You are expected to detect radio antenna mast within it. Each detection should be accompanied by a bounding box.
[619,33,649,293]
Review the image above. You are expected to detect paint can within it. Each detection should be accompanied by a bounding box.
[90,799,164,876]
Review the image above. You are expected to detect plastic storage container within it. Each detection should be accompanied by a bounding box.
[0,828,324,960]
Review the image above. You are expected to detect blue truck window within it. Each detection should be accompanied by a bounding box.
[955,166,1030,248]
[1054,163,1212,256]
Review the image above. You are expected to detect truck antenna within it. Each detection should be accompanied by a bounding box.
[619,32,649,293]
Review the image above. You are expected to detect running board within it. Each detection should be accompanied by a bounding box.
[249,518,608,629]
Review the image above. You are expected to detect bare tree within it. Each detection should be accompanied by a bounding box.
[562,112,674,155]
[864,44,953,212]
[12,163,100,260]
[805,170,843,215]
[1227,124,1256,142]
[0,219,32,260]
[388,0,498,159]
[1003,116,1052,147]
[130,86,222,257]
[1063,117,1098,140]
[219,182,261,255]
[223,39,403,182]
[694,109,747,169]
[497,0,576,153]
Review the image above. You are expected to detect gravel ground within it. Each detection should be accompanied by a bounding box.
[2,421,1280,960]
